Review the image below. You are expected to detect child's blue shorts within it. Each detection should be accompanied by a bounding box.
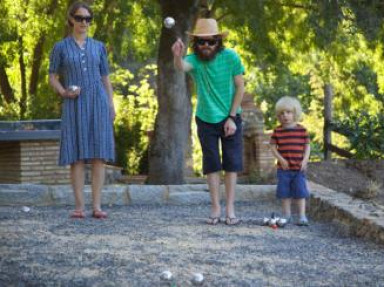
[276,169,309,199]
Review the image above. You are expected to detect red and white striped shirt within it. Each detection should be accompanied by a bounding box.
[270,124,310,170]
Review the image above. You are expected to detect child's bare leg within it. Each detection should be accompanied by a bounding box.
[296,198,309,225]
[296,198,306,218]
[282,198,291,218]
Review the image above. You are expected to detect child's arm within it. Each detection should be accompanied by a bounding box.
[300,144,311,171]
[270,144,289,170]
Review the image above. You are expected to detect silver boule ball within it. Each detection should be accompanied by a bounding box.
[268,218,277,226]
[262,217,270,226]
[68,85,79,92]
[21,206,30,212]
[277,218,287,227]
[191,273,204,285]
[160,270,173,280]
[164,17,175,29]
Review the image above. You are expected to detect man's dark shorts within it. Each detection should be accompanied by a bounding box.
[196,116,243,175]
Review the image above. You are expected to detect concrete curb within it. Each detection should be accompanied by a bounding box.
[0,183,277,206]
[308,182,384,245]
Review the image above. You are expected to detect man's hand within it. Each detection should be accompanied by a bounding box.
[224,118,237,137]
[171,38,185,58]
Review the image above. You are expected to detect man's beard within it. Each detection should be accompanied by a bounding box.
[195,46,220,61]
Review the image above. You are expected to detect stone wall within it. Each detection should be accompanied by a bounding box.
[0,141,70,184]
[0,141,123,185]
[241,94,276,181]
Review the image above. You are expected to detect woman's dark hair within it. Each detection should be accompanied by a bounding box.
[191,36,224,53]
[67,1,93,27]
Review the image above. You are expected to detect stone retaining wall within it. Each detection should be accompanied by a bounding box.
[308,182,384,245]
[0,141,70,184]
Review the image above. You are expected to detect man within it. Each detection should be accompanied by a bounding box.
[172,18,245,225]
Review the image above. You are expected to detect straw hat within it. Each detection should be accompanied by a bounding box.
[187,18,228,38]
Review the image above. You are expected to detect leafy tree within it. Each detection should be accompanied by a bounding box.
[1,0,384,182]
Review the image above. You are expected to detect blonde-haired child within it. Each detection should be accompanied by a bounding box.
[270,96,310,226]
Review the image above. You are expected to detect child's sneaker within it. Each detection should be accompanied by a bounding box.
[297,217,309,226]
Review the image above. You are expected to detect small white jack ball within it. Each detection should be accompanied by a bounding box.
[160,270,173,280]
[191,273,204,285]
[21,206,30,212]
[268,218,277,226]
[164,17,175,29]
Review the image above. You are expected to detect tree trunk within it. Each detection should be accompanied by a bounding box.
[147,0,200,184]
[0,64,15,104]
[29,0,59,100]
[323,83,333,160]
[19,37,27,119]
[29,35,46,100]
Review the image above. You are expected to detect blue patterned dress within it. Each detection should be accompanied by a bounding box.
[49,36,115,166]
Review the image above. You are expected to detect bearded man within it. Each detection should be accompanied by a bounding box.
[172,18,245,225]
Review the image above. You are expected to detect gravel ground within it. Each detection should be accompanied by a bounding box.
[1,199,384,287]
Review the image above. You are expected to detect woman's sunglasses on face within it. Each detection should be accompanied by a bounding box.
[196,38,218,46]
[72,15,93,24]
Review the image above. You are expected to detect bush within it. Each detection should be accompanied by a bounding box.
[332,112,384,159]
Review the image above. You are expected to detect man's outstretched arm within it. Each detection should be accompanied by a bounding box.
[172,38,192,72]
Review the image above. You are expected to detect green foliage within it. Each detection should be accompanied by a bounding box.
[112,64,157,174]
[2,0,384,174]
[333,112,384,159]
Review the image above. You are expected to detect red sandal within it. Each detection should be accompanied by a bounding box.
[92,210,107,219]
[70,210,85,219]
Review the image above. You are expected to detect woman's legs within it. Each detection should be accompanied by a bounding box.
[91,159,105,212]
[70,161,85,211]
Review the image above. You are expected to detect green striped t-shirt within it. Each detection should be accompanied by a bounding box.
[185,48,245,123]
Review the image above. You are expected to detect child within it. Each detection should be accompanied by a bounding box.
[270,96,311,226]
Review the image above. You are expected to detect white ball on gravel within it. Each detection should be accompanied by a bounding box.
[191,272,204,285]
[277,218,287,226]
[164,17,175,29]
[21,206,30,212]
[160,270,172,280]
[268,218,277,226]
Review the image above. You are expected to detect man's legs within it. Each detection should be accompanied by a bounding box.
[207,172,221,219]
[224,171,237,218]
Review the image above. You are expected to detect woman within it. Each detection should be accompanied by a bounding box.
[49,1,115,219]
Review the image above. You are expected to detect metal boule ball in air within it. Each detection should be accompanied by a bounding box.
[164,17,175,29]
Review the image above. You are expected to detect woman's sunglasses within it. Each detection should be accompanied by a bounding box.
[196,38,218,46]
[73,15,93,23]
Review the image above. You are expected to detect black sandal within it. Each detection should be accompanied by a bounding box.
[225,217,241,226]
[206,217,220,225]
